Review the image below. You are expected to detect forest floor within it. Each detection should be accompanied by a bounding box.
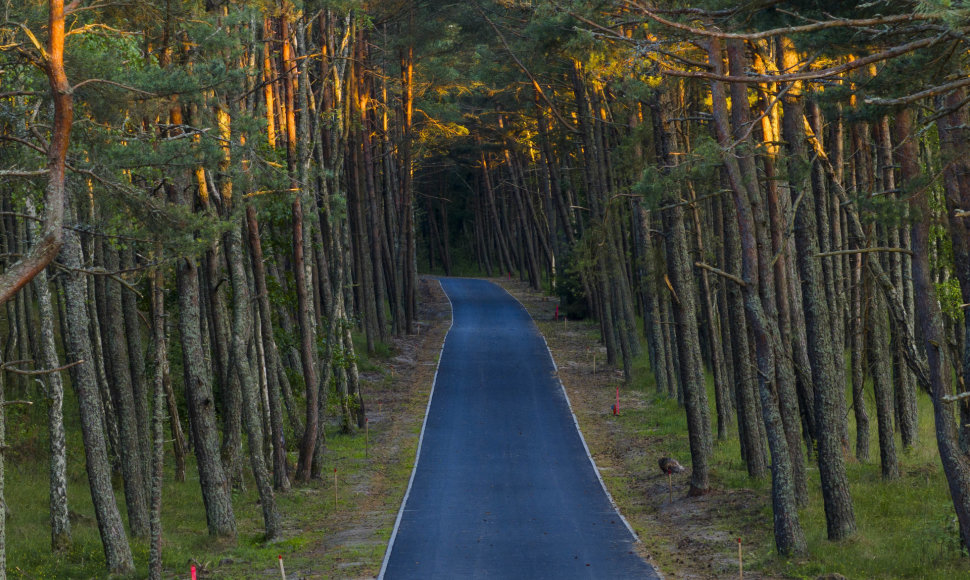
[9,276,968,578]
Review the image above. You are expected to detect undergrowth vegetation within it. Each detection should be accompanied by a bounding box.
[518,279,970,580]
[5,332,411,579]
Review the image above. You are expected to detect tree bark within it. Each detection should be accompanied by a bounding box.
[225,225,281,539]
[176,252,236,538]
[903,104,970,553]
[102,244,150,538]
[246,206,290,491]
[148,252,168,580]
[59,217,134,573]
[779,42,855,540]
[709,38,806,555]
[867,269,899,479]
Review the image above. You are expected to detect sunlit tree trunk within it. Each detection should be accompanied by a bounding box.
[710,37,805,555]
[779,40,855,541]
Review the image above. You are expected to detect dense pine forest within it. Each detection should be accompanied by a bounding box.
[4,0,970,578]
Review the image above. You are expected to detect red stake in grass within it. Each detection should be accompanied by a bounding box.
[278,554,286,579]
[613,386,620,416]
[555,304,559,321]
[191,564,197,580]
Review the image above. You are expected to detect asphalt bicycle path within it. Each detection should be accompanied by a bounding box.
[379,278,660,579]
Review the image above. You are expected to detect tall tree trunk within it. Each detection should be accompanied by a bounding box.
[709,38,805,556]
[27,193,71,552]
[779,42,855,540]
[148,254,168,580]
[283,11,321,483]
[246,206,290,491]
[59,217,134,573]
[102,244,150,538]
[35,265,71,552]
[903,104,970,553]
[206,248,242,485]
[867,269,899,479]
[727,40,807,504]
[225,226,281,540]
[176,252,236,538]
[121,247,151,485]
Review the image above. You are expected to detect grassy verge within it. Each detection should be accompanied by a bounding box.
[498,278,970,580]
[6,277,451,579]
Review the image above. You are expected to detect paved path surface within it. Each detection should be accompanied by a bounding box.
[380,278,659,579]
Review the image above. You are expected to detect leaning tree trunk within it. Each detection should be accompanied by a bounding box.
[867,269,899,480]
[709,38,806,556]
[246,206,290,491]
[661,193,712,495]
[779,51,855,540]
[59,216,134,574]
[902,105,970,553]
[176,252,236,538]
[102,244,150,538]
[225,225,281,540]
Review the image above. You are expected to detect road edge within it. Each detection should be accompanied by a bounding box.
[377,278,455,580]
[496,283,644,546]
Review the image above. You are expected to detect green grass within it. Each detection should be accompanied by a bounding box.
[626,344,970,579]
[529,286,970,579]
[4,326,418,579]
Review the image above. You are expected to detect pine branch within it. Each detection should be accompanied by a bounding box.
[628,2,936,41]
[694,261,746,287]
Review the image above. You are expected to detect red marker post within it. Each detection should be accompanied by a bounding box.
[191,564,197,580]
[279,554,286,579]
[613,386,620,416]
[554,304,559,321]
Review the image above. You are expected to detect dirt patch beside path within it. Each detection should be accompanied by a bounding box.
[282,277,451,579]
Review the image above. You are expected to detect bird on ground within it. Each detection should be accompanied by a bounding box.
[658,457,686,475]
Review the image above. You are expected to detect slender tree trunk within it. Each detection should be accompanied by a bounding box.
[851,249,870,462]
[27,189,71,553]
[206,248,242,485]
[710,38,805,555]
[867,269,899,480]
[148,254,168,580]
[246,207,290,491]
[33,264,71,551]
[121,247,151,485]
[59,217,134,573]
[283,11,321,482]
[102,244,150,538]
[176,252,236,538]
[226,226,281,540]
[903,104,970,553]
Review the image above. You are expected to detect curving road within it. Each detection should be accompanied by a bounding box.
[379,278,659,579]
